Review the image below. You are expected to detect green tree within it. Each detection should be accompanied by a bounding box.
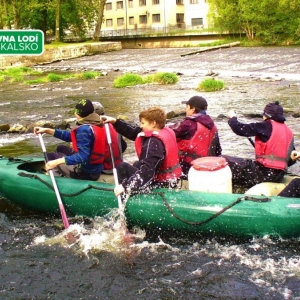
[208,0,300,44]
[277,0,300,42]
[61,0,91,38]
[11,0,21,28]
[1,0,13,29]
[55,0,61,41]
[0,0,3,28]
[18,0,55,42]
[92,0,106,41]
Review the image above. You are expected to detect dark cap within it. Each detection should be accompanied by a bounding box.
[263,101,283,119]
[182,96,208,110]
[75,99,94,117]
[93,101,105,115]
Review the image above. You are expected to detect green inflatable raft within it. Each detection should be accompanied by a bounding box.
[0,156,300,239]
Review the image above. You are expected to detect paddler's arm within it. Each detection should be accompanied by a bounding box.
[101,115,142,140]
[34,127,55,136]
[45,157,66,170]
[34,127,67,170]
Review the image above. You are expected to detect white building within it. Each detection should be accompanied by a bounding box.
[101,0,209,33]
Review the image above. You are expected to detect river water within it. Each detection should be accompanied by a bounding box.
[1,47,300,299]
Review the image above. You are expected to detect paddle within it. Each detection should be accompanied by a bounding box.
[104,123,134,249]
[247,137,255,147]
[104,123,123,211]
[38,133,70,229]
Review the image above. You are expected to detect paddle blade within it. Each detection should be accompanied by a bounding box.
[59,203,70,229]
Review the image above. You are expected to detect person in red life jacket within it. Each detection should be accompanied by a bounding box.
[34,99,121,181]
[278,150,300,197]
[47,101,107,160]
[169,95,222,175]
[223,101,296,189]
[102,107,182,199]
[42,100,126,177]
[93,101,127,174]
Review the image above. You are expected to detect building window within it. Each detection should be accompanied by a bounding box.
[153,0,159,4]
[129,17,134,25]
[139,15,147,24]
[190,0,198,3]
[152,14,160,23]
[117,18,124,26]
[191,18,203,26]
[139,0,146,6]
[176,13,184,23]
[106,19,113,27]
[128,0,134,7]
[117,1,123,9]
[176,0,184,4]
[106,2,112,10]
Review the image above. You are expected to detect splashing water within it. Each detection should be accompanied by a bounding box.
[32,209,145,258]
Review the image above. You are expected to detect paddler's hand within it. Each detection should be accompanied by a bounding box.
[291,150,300,161]
[227,109,236,119]
[34,127,55,136]
[34,126,45,135]
[100,115,117,124]
[114,184,125,196]
[45,158,65,170]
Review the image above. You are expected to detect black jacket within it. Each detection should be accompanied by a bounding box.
[114,119,165,193]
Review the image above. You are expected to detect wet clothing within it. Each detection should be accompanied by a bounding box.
[223,116,295,188]
[54,125,103,179]
[113,119,181,196]
[278,178,300,198]
[71,125,105,165]
[177,121,218,161]
[135,128,182,182]
[49,133,126,171]
[72,123,123,170]
[48,113,105,180]
[47,113,127,179]
[102,123,123,170]
[171,111,222,174]
[56,144,74,156]
[47,145,73,160]
[221,155,286,189]
[255,120,294,171]
[56,164,102,181]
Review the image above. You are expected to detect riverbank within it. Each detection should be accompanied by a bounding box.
[0,41,121,68]
[0,40,241,69]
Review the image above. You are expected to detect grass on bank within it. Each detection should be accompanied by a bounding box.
[196,78,225,92]
[0,67,102,84]
[193,37,296,47]
[44,41,95,49]
[113,72,179,88]
[44,37,300,53]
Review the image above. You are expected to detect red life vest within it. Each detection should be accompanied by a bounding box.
[102,123,122,170]
[177,121,218,165]
[135,127,182,182]
[71,124,122,168]
[255,120,294,171]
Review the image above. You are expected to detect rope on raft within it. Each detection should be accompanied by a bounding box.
[8,157,33,164]
[156,192,271,226]
[18,172,113,196]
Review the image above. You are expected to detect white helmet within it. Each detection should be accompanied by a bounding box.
[92,101,105,115]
